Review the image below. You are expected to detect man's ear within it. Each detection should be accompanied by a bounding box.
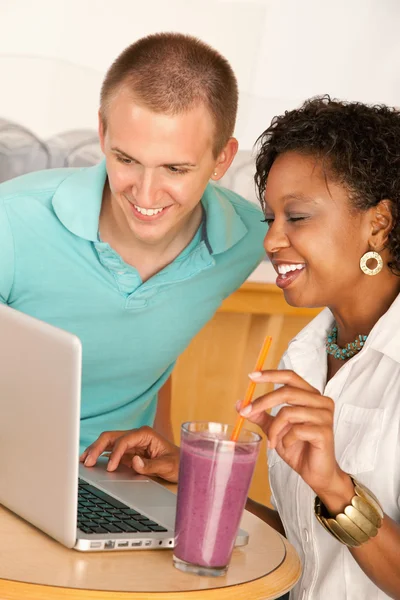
[210,137,238,181]
[98,110,106,154]
[369,200,394,250]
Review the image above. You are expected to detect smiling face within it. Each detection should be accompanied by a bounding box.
[99,88,235,249]
[263,151,373,308]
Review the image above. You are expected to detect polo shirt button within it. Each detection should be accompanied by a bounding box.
[117,271,125,275]
[303,528,309,542]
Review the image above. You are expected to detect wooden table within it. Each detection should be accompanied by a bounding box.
[0,497,301,600]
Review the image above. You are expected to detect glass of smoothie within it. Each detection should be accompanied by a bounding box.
[173,421,261,577]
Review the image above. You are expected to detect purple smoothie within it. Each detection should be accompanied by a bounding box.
[174,432,259,569]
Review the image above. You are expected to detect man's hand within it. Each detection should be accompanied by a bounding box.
[80,426,180,483]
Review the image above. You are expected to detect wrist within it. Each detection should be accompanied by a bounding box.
[316,470,355,516]
[314,475,384,547]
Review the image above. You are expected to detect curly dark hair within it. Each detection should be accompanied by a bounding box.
[254,95,400,275]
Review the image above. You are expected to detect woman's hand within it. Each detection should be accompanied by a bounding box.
[79,426,180,483]
[238,369,351,503]
[239,370,400,598]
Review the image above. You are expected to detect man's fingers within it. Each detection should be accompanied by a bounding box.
[81,431,126,467]
[107,436,140,471]
[106,427,168,471]
[79,449,89,462]
[131,455,179,483]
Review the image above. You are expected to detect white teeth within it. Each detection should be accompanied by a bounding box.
[277,264,305,275]
[134,205,164,216]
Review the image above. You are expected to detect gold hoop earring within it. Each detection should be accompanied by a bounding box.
[359,251,383,276]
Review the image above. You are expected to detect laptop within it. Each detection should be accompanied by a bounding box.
[0,304,248,551]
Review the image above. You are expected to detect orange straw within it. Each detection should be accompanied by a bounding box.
[230,335,272,442]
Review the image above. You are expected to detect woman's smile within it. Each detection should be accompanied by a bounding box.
[273,261,306,289]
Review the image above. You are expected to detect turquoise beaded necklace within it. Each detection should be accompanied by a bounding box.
[326,325,368,360]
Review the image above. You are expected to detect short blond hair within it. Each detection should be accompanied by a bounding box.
[100,32,238,157]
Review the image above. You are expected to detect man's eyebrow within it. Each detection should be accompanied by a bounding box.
[111,147,197,168]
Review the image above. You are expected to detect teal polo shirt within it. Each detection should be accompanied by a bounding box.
[0,162,266,450]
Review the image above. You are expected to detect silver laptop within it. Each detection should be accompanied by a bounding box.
[0,304,248,552]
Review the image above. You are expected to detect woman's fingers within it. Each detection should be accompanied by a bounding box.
[243,410,274,433]
[279,423,333,451]
[235,399,274,434]
[241,386,334,417]
[267,405,333,448]
[249,369,319,394]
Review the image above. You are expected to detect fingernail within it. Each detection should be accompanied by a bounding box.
[135,456,144,469]
[240,404,252,417]
[84,455,93,466]
[235,399,242,411]
[249,371,263,379]
[106,460,114,471]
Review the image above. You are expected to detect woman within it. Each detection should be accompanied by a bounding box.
[82,97,400,599]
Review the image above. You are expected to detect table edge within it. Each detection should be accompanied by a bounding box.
[0,536,301,600]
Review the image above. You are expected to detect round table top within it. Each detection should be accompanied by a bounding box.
[0,498,301,600]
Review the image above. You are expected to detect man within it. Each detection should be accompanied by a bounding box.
[0,33,265,450]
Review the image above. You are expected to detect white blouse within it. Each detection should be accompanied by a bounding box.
[269,295,400,600]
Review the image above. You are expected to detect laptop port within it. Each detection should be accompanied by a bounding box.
[90,541,102,549]
[131,541,143,547]
[144,540,152,547]
[104,540,115,550]
[117,541,129,548]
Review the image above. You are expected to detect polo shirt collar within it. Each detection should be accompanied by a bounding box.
[200,183,248,255]
[52,160,248,254]
[52,161,107,242]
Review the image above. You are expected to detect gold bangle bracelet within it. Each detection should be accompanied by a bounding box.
[314,476,384,547]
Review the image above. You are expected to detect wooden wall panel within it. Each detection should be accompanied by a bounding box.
[171,284,321,506]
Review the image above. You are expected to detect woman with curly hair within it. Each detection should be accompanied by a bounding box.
[82,97,400,599]
[241,96,400,599]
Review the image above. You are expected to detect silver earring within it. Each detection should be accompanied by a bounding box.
[359,251,383,276]
[213,171,217,177]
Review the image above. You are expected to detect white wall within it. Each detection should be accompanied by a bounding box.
[0,0,399,148]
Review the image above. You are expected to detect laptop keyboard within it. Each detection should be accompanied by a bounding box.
[77,478,168,535]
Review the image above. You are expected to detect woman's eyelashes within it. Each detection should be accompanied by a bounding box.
[262,217,274,225]
[262,214,310,225]
[287,215,310,222]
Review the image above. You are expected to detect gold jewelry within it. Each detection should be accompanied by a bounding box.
[359,251,383,276]
[314,476,384,547]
